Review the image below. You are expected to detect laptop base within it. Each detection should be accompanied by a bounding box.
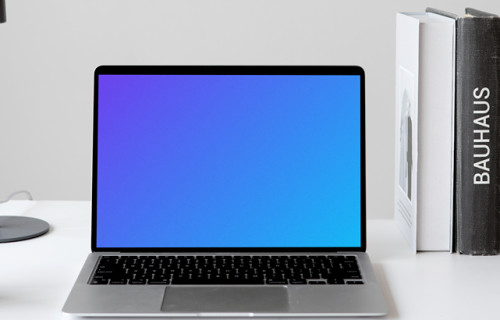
[63,252,387,317]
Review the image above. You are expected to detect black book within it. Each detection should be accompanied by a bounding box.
[429,8,500,254]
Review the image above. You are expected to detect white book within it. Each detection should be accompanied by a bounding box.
[394,12,455,252]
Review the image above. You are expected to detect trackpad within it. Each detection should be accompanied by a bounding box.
[162,286,289,313]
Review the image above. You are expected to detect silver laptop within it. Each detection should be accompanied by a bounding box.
[63,65,388,317]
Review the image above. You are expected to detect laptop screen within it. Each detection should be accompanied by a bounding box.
[93,66,365,251]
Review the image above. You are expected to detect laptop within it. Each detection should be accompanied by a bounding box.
[63,65,388,317]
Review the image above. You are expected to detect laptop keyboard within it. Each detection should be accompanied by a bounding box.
[90,255,363,285]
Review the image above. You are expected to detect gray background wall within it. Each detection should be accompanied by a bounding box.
[1,0,499,219]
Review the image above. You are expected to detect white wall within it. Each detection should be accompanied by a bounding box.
[1,0,499,219]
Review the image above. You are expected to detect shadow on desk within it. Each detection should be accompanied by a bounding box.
[373,262,397,319]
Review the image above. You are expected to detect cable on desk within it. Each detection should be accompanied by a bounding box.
[0,190,33,204]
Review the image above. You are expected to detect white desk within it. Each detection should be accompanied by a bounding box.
[0,201,499,319]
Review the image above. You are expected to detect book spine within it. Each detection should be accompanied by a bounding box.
[455,17,500,255]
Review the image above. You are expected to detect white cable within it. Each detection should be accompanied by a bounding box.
[0,190,33,204]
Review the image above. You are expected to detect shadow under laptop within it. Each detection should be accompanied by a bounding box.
[372,262,398,319]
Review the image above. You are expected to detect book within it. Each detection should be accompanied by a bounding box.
[394,11,455,252]
[435,8,500,255]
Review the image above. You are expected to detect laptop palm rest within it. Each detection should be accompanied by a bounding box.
[161,286,289,313]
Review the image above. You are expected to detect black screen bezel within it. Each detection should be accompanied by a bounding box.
[91,65,366,253]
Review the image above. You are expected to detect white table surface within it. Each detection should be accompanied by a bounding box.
[0,201,499,320]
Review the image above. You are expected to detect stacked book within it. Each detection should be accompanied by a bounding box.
[394,8,500,255]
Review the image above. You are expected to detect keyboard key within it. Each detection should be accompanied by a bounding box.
[308,280,327,285]
[130,279,146,285]
[90,278,109,285]
[290,279,307,285]
[267,279,288,285]
[343,271,362,279]
[109,279,127,285]
[149,279,170,285]
[327,277,345,285]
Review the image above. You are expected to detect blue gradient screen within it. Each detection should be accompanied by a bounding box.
[96,73,362,248]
